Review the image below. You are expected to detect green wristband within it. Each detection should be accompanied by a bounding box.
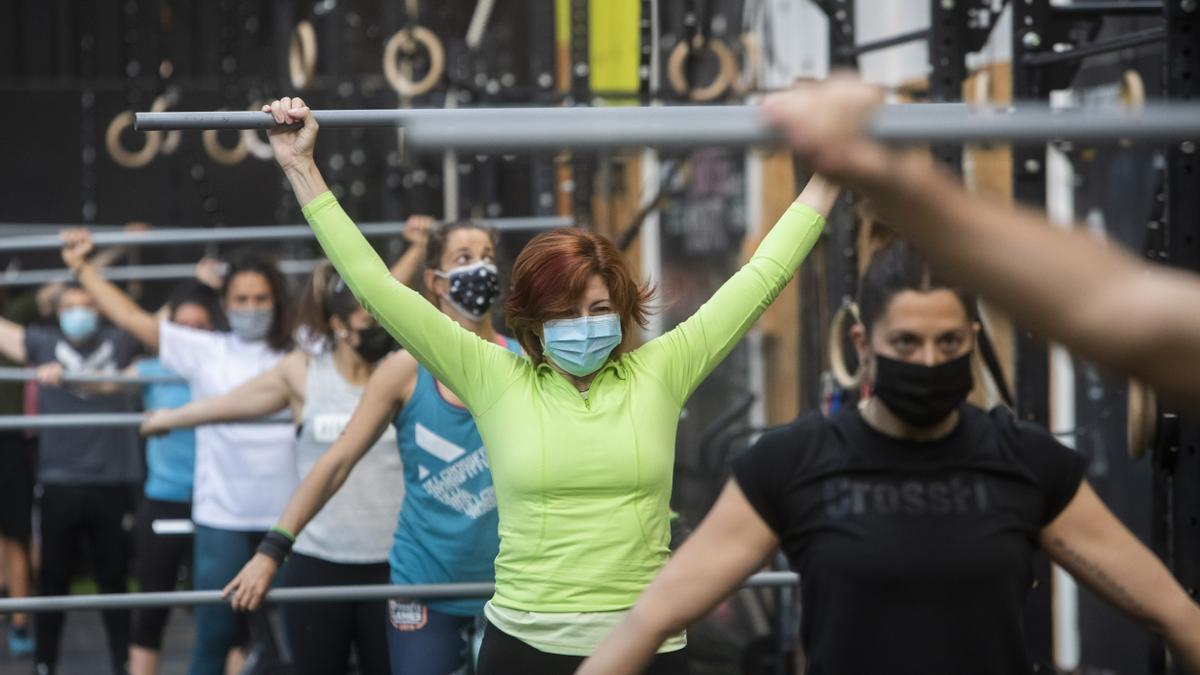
[270,525,296,543]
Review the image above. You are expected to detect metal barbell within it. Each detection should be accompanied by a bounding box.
[132,102,1200,151]
[0,571,800,613]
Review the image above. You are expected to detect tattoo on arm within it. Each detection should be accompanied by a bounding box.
[1048,536,1148,619]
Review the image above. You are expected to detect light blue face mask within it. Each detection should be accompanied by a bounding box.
[59,307,99,342]
[542,313,622,377]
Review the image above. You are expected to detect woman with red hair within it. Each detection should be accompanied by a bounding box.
[264,96,838,674]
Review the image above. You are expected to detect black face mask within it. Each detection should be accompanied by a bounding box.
[352,325,397,364]
[872,353,973,427]
[436,262,500,319]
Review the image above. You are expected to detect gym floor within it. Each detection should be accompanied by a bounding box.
[0,611,193,675]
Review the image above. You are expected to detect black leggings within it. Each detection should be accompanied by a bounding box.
[35,484,136,674]
[476,620,690,675]
[131,497,192,649]
[280,552,391,675]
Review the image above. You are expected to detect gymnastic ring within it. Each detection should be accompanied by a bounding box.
[382,26,445,97]
[1126,378,1157,460]
[969,68,990,107]
[289,20,317,90]
[241,101,275,161]
[1119,69,1145,109]
[150,94,182,156]
[667,35,736,102]
[828,301,865,390]
[729,34,762,97]
[202,112,250,166]
[106,110,161,169]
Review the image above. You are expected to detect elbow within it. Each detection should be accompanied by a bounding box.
[626,599,688,644]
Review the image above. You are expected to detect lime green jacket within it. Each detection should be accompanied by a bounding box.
[303,192,823,612]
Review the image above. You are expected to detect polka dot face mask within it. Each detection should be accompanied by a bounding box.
[435,261,501,320]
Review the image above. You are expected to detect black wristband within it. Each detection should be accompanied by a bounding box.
[256,530,293,565]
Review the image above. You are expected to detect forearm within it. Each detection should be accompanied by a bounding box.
[1163,603,1200,672]
[274,448,356,536]
[578,610,677,675]
[796,173,840,218]
[390,245,425,288]
[0,320,26,363]
[865,153,1200,404]
[74,263,159,349]
[164,387,287,428]
[283,159,330,208]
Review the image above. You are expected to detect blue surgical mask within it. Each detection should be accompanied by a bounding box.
[542,314,622,377]
[59,307,99,342]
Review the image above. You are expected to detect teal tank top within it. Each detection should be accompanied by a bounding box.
[389,336,521,615]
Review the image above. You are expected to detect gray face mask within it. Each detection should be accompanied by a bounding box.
[227,308,273,341]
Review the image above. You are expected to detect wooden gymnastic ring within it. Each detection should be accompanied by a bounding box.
[202,112,250,166]
[150,94,182,156]
[289,20,318,90]
[1127,378,1157,460]
[828,301,865,390]
[241,100,275,161]
[729,34,762,97]
[1120,69,1145,109]
[106,110,161,169]
[382,26,445,97]
[667,35,736,102]
[969,68,990,106]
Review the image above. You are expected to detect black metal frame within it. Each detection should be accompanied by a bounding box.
[1155,2,1200,674]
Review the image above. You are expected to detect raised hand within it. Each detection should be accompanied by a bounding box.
[262,96,319,172]
[763,74,896,191]
[403,215,435,248]
[60,229,95,273]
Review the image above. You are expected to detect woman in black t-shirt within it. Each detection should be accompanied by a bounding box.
[579,242,1200,675]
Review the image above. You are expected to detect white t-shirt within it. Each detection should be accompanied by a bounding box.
[159,321,298,530]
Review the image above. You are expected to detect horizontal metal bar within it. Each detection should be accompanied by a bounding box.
[0,572,800,613]
[134,104,960,151]
[837,28,930,58]
[0,260,323,288]
[0,412,291,431]
[133,102,1200,148]
[1022,26,1166,67]
[0,367,183,385]
[870,102,1200,143]
[1050,1,1162,16]
[0,217,570,253]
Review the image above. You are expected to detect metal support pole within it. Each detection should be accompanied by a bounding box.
[0,413,291,431]
[0,367,184,385]
[835,27,930,58]
[1012,0,1054,668]
[1022,26,1166,67]
[0,572,800,613]
[0,260,324,288]
[133,103,1200,150]
[0,217,570,253]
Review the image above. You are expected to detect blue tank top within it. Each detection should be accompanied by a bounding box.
[138,359,195,503]
[389,336,521,616]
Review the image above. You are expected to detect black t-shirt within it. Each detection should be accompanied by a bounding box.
[25,325,143,485]
[732,404,1087,675]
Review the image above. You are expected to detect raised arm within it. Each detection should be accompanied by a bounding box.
[766,76,1200,408]
[140,351,305,436]
[223,350,417,611]
[390,215,432,287]
[577,480,779,675]
[0,316,26,364]
[634,175,834,402]
[265,97,522,413]
[1041,482,1200,671]
[62,229,160,350]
